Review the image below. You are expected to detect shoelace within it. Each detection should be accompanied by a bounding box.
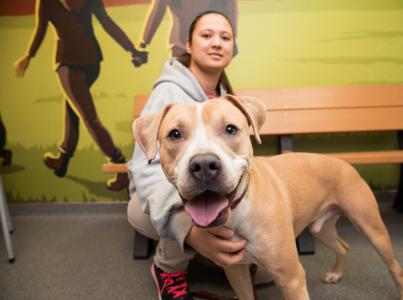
[160,270,189,299]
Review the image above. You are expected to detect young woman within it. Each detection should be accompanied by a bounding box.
[127,11,254,300]
[14,0,145,190]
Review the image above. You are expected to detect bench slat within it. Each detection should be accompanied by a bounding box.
[126,85,403,168]
[102,150,403,174]
[133,95,148,119]
[239,84,403,110]
[134,84,403,119]
[325,150,403,164]
[102,163,128,173]
[261,106,403,135]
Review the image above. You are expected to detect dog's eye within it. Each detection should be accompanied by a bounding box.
[225,124,238,135]
[168,129,182,140]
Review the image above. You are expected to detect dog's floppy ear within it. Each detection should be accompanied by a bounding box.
[132,104,173,163]
[223,94,267,144]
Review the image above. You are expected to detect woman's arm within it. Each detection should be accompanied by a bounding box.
[130,84,190,241]
[131,139,247,263]
[130,82,247,261]
[185,226,247,267]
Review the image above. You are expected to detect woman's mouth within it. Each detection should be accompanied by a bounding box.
[208,53,223,59]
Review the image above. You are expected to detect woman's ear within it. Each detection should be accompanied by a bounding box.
[185,40,192,54]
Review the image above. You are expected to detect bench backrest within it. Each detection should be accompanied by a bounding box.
[239,84,403,135]
[133,84,403,135]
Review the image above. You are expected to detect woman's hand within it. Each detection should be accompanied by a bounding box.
[14,55,31,77]
[185,226,247,268]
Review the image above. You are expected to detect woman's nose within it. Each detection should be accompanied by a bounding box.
[211,35,222,47]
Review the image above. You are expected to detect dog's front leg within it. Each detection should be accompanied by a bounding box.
[271,261,310,300]
[224,264,254,300]
[256,228,310,300]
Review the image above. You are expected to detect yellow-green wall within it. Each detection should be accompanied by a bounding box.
[1,1,403,202]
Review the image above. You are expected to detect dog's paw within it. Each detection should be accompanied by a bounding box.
[321,272,342,284]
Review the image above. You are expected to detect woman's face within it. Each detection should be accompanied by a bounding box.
[186,13,234,74]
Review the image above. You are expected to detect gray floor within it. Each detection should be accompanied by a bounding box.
[0,196,402,300]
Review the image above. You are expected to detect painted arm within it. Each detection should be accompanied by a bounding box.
[93,1,134,52]
[138,0,168,49]
[92,0,147,66]
[227,0,238,39]
[226,0,239,56]
[14,0,48,77]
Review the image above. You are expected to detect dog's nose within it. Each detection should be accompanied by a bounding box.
[189,154,222,181]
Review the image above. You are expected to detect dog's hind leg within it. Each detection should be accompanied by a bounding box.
[340,183,403,299]
[349,209,403,299]
[310,214,349,284]
[224,264,255,300]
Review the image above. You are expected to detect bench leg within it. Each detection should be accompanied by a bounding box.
[394,131,403,213]
[296,228,315,255]
[133,230,154,259]
[394,171,403,213]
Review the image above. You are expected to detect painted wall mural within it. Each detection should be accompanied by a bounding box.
[14,0,148,193]
[1,0,402,203]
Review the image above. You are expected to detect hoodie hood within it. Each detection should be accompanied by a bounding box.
[153,59,226,102]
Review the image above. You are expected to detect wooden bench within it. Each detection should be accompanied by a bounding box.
[238,84,403,253]
[104,83,403,257]
[237,84,403,167]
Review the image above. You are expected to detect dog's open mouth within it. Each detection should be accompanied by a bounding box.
[184,191,230,228]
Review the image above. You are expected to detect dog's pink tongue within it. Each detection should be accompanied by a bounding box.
[185,192,229,227]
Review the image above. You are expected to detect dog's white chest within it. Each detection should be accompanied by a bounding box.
[227,198,260,264]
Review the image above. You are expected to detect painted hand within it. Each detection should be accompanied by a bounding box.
[14,55,31,77]
[131,47,148,68]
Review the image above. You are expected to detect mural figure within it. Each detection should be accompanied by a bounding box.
[135,0,238,61]
[0,114,12,166]
[14,0,146,191]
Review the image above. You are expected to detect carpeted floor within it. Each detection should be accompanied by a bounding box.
[0,195,402,300]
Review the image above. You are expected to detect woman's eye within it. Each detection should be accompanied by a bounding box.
[168,129,182,140]
[225,125,238,135]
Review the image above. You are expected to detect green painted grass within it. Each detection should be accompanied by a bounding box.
[2,144,130,203]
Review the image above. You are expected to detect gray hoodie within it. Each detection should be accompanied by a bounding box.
[128,58,227,251]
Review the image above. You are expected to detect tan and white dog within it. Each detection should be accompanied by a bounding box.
[133,95,403,300]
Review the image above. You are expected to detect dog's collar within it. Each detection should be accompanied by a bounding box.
[230,188,247,209]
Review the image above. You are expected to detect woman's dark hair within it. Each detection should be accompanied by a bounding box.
[177,10,234,95]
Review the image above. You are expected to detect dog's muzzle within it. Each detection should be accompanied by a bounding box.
[181,154,244,228]
[188,153,222,183]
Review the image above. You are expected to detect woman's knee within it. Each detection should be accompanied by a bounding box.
[127,193,159,240]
